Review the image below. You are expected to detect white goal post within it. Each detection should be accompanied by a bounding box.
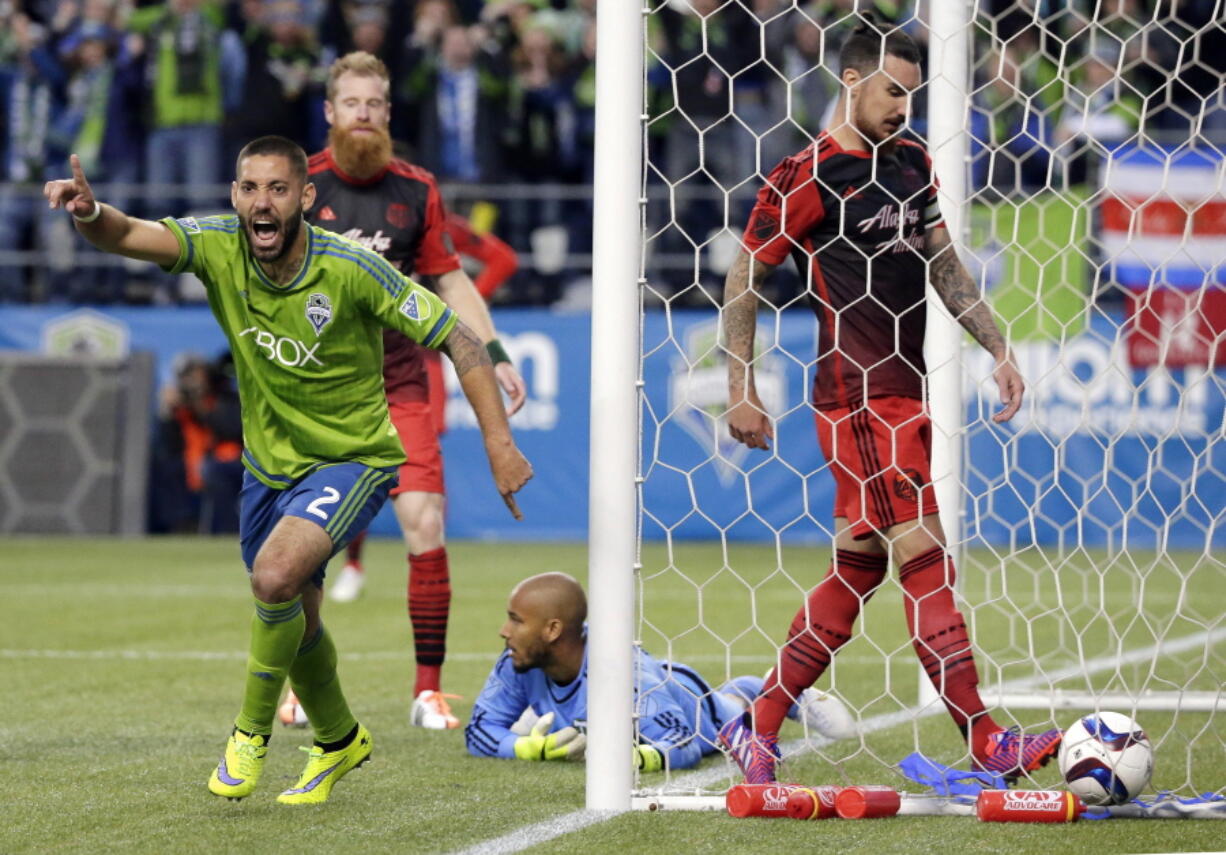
[589,0,1225,810]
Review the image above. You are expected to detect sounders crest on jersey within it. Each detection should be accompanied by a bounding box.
[306,292,333,336]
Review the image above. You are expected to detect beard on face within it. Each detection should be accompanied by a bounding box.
[508,639,548,674]
[329,122,393,179]
[853,99,903,154]
[240,206,303,262]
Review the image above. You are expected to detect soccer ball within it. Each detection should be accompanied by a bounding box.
[1058,712,1153,805]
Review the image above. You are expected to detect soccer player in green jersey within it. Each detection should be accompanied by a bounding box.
[43,136,533,805]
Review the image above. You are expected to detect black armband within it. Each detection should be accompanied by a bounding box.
[485,339,511,365]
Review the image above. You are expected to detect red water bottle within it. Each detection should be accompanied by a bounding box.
[726,784,813,818]
[835,785,901,819]
[786,785,840,820]
[976,790,1085,823]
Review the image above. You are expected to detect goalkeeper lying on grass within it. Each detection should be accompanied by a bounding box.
[465,572,856,770]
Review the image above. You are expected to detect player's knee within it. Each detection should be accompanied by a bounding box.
[249,566,300,604]
[404,508,445,552]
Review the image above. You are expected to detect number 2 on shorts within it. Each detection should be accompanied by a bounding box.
[306,486,341,520]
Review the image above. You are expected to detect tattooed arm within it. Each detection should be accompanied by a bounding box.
[926,226,1024,422]
[431,268,527,416]
[722,248,778,449]
[441,320,533,516]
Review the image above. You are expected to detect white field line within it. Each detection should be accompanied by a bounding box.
[451,626,1225,854]
[449,811,623,855]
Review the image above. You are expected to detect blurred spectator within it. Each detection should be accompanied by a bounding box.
[399,20,508,182]
[318,0,403,78]
[506,26,578,183]
[479,0,541,53]
[760,5,842,168]
[44,18,145,301]
[1053,43,1141,184]
[0,8,60,302]
[221,0,323,161]
[504,24,578,298]
[404,0,456,59]
[565,12,595,260]
[649,0,760,283]
[150,351,243,534]
[970,27,1061,196]
[347,0,390,56]
[1138,0,1226,136]
[531,0,591,56]
[127,0,226,216]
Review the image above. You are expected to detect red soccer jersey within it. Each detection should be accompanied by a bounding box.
[307,149,463,403]
[741,132,944,409]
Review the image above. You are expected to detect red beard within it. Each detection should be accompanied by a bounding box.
[329,123,393,179]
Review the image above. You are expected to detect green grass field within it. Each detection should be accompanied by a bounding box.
[3,537,1223,854]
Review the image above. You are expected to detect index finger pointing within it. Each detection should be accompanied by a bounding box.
[70,154,86,183]
[502,492,523,521]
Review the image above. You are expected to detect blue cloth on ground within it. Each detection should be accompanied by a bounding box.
[897,751,1006,801]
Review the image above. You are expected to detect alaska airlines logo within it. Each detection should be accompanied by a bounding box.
[857,203,923,254]
[239,326,324,368]
[340,227,393,254]
[305,292,333,336]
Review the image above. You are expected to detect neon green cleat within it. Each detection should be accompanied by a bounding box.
[207,729,269,800]
[276,724,372,805]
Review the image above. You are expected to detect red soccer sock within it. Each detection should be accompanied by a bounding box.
[408,547,451,696]
[751,550,888,736]
[345,531,367,568]
[899,546,999,754]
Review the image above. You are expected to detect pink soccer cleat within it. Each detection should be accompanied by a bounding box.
[975,726,1063,783]
[718,713,780,784]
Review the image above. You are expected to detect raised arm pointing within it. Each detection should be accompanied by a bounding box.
[44,154,182,268]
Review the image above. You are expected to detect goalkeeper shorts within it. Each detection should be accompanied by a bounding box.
[815,395,939,540]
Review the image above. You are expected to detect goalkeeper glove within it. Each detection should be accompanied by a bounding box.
[513,711,587,761]
[634,744,663,773]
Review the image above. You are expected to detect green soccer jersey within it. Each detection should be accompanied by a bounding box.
[160,214,458,488]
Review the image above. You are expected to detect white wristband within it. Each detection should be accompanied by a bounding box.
[72,200,102,223]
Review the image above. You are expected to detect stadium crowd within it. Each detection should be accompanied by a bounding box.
[2,0,1223,304]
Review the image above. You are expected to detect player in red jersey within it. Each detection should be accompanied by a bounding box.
[291,51,527,731]
[335,214,518,548]
[716,17,1061,784]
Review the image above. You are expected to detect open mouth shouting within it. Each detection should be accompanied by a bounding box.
[248,214,282,255]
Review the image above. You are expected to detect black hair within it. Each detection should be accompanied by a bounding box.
[235,136,309,185]
[838,12,921,75]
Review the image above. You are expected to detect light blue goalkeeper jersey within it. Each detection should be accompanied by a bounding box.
[465,646,741,770]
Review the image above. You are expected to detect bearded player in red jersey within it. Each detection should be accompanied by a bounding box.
[294,51,527,730]
[333,212,519,573]
[716,17,1062,784]
[329,211,519,587]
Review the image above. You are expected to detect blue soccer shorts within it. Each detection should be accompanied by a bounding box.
[239,462,398,587]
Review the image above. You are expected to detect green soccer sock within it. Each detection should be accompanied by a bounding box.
[234,596,306,737]
[288,624,358,745]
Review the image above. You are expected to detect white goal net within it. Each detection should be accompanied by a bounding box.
[617,0,1225,806]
